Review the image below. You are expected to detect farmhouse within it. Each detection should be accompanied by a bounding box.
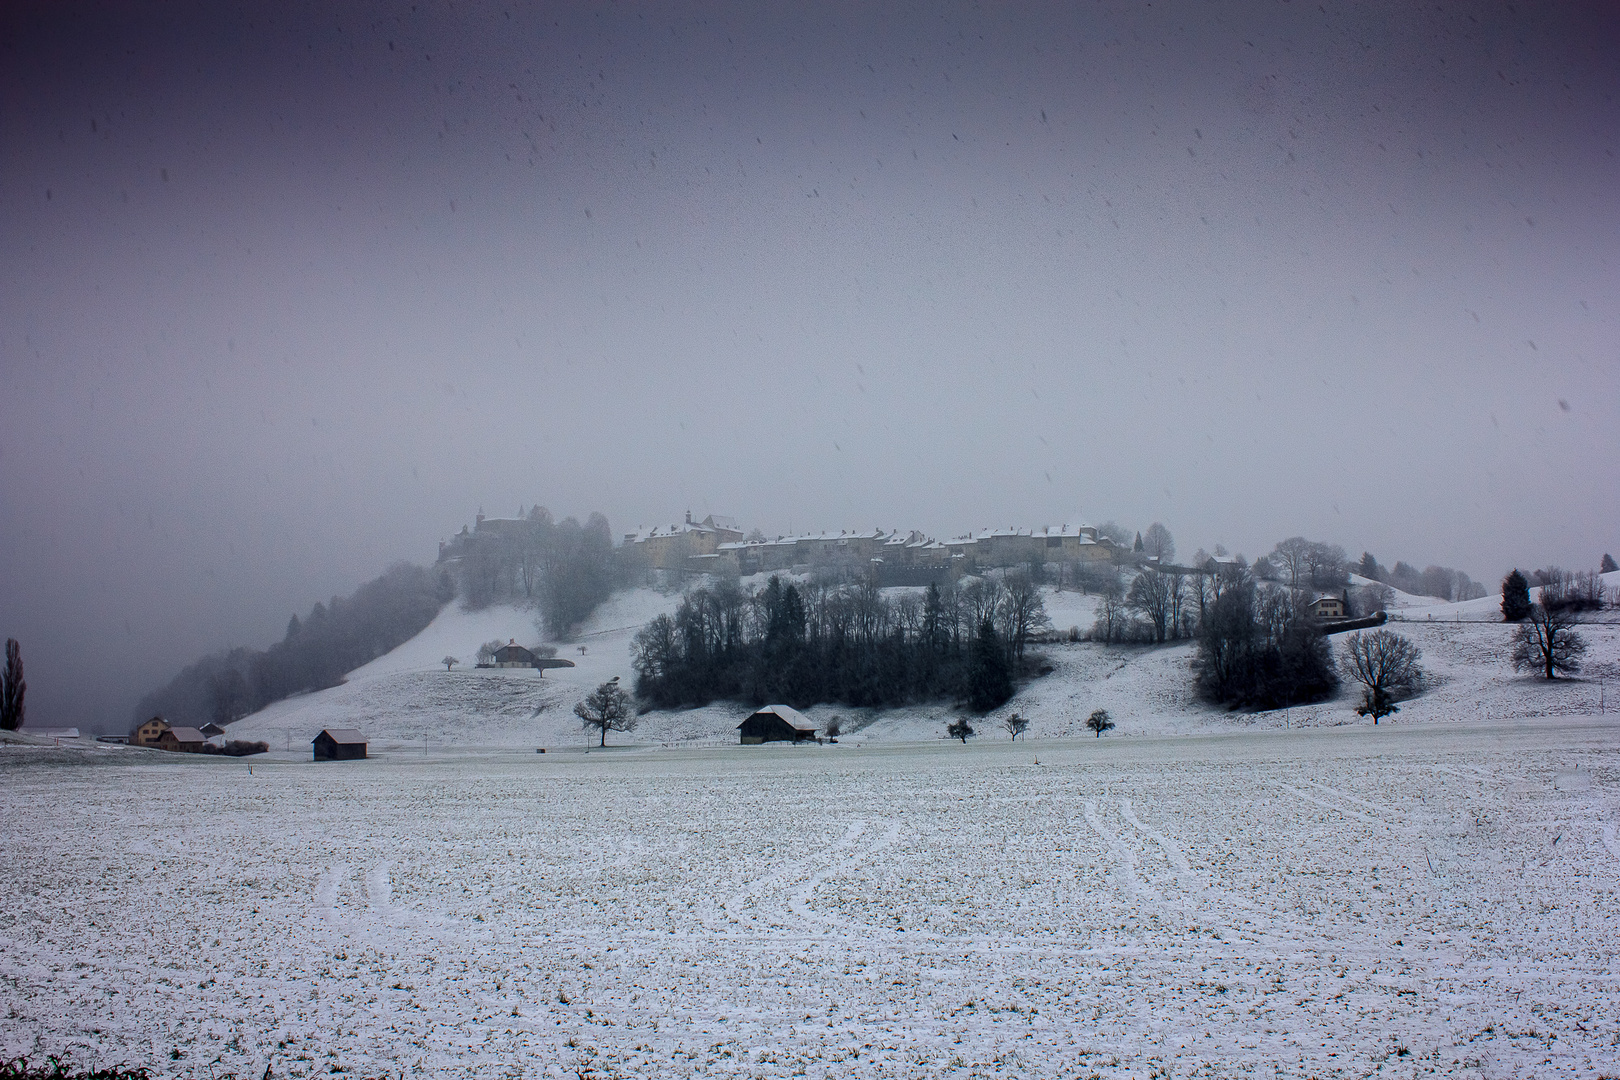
[1309,595,1347,619]
[493,640,538,667]
[312,729,368,761]
[158,727,207,753]
[737,705,818,745]
[130,717,170,747]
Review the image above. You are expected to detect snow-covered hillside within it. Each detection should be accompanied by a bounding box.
[227,572,1620,752]
[230,587,691,750]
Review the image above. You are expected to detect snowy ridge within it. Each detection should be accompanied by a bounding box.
[228,573,1620,751]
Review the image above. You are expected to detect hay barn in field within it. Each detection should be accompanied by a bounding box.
[312,728,368,761]
[737,705,818,745]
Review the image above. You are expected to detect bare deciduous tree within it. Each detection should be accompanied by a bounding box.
[1086,708,1113,738]
[1511,604,1587,680]
[1003,712,1029,740]
[442,656,459,671]
[1340,629,1422,722]
[1126,568,1179,643]
[998,569,1051,671]
[947,718,976,743]
[1143,523,1176,564]
[1271,537,1313,587]
[574,676,637,746]
[1349,582,1394,618]
[1091,574,1129,643]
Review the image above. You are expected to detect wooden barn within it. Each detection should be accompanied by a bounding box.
[737,705,818,745]
[158,727,207,753]
[312,728,368,761]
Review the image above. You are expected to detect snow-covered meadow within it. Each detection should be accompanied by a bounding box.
[3,717,1619,1079]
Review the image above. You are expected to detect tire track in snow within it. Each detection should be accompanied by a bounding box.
[365,861,400,921]
[314,862,351,921]
[786,819,903,931]
[721,819,880,933]
[1300,779,1407,821]
[1119,798,1199,896]
[1081,800,1155,904]
[1276,784,1383,824]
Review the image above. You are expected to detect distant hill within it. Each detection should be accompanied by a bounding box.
[135,562,455,730]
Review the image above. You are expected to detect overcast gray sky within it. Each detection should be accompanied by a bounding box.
[3,1,1617,730]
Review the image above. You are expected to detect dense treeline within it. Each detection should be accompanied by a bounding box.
[632,573,1044,712]
[136,563,454,728]
[1195,572,1338,710]
[457,507,616,636]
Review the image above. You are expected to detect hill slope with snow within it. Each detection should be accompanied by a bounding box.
[229,573,1620,751]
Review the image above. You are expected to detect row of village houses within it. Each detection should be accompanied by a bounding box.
[439,510,1127,584]
[620,512,1121,581]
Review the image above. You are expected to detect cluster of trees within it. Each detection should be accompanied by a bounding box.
[457,507,616,636]
[1194,574,1338,710]
[1500,565,1605,680]
[1353,552,1486,602]
[1531,567,1611,614]
[1,639,23,731]
[1257,537,1351,590]
[137,563,454,728]
[1091,555,1249,645]
[632,573,1047,712]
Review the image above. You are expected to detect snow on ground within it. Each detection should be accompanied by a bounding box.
[2,718,1618,1078]
[1390,569,1620,624]
[227,579,1620,752]
[230,588,691,752]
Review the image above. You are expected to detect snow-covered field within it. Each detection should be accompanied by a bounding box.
[9,575,1618,1077]
[3,718,1618,1078]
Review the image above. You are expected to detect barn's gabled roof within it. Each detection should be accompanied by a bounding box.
[164,727,207,743]
[737,704,816,732]
[314,728,367,745]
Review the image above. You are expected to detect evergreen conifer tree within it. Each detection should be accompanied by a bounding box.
[1,638,24,731]
[967,617,1013,712]
[1602,553,1618,574]
[1501,569,1532,622]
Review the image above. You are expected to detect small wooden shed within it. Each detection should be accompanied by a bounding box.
[199,722,227,739]
[312,728,368,761]
[158,727,207,753]
[738,705,817,745]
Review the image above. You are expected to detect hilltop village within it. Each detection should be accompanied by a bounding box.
[441,510,1126,588]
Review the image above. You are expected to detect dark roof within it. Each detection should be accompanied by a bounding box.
[493,642,537,661]
[314,728,367,745]
[199,722,226,736]
[163,727,207,742]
